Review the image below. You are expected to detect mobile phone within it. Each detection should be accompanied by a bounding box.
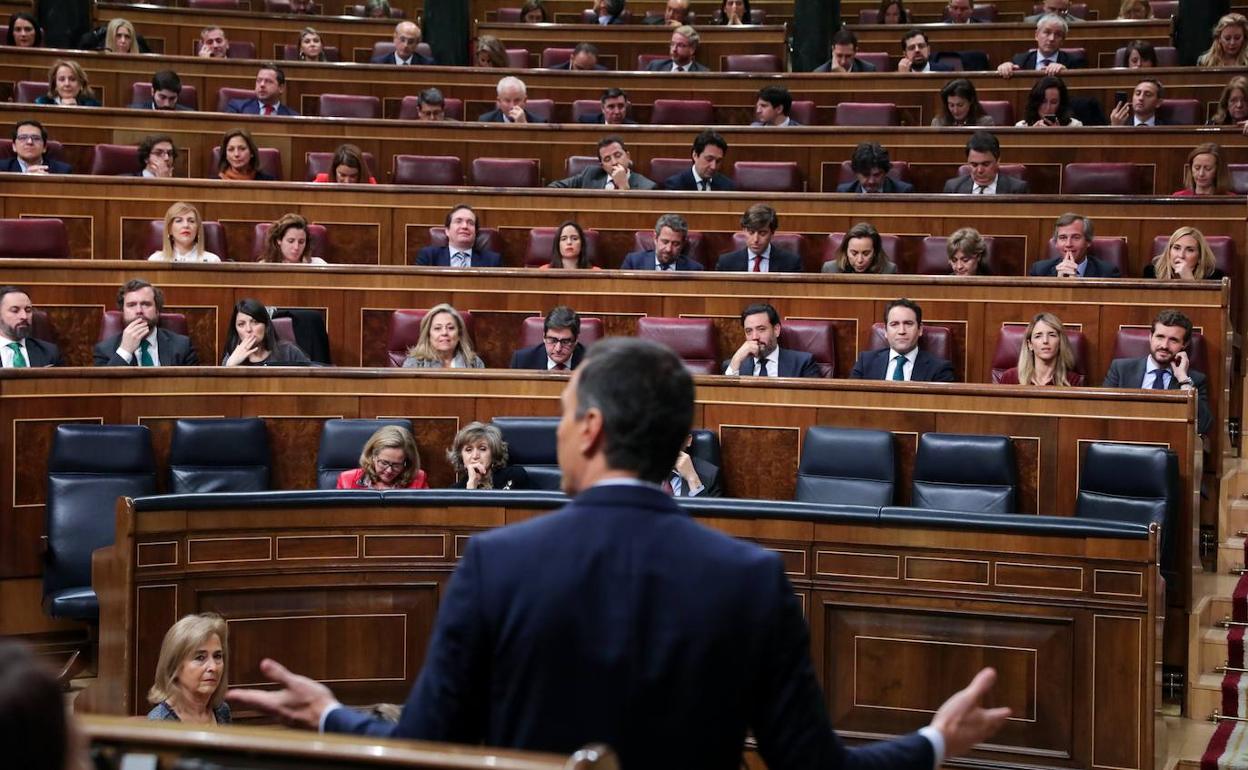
[1114,90,1129,105]
[1041,114,1058,125]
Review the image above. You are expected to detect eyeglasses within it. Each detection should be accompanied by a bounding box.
[374,458,406,471]
[543,336,576,348]
[150,148,175,157]
[14,134,42,144]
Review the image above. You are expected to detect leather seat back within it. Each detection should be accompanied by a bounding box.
[796,426,895,506]
[911,432,1016,513]
[169,418,271,493]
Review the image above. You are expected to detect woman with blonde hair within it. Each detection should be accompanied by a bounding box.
[296,27,327,61]
[1145,226,1225,280]
[1210,76,1248,125]
[1198,14,1248,68]
[148,201,221,262]
[259,214,327,264]
[999,312,1082,386]
[34,59,99,106]
[402,304,485,368]
[147,613,231,724]
[447,421,529,490]
[1116,0,1151,19]
[1172,143,1233,197]
[337,424,428,489]
[105,18,137,53]
[475,35,509,68]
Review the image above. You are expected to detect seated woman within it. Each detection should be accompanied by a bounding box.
[138,134,177,178]
[999,312,1084,386]
[148,201,221,262]
[541,221,601,270]
[946,227,991,276]
[1173,142,1234,196]
[312,143,377,184]
[1121,39,1157,68]
[719,0,750,24]
[1144,226,1226,280]
[6,13,42,48]
[34,60,100,107]
[146,613,231,724]
[877,0,909,23]
[932,79,993,127]
[222,299,312,366]
[337,424,429,489]
[259,214,327,264]
[475,35,508,68]
[1210,76,1248,126]
[1015,76,1082,127]
[402,303,485,369]
[520,0,548,22]
[296,27,327,61]
[217,128,274,181]
[821,222,897,274]
[1198,14,1248,68]
[104,18,138,53]
[1117,0,1151,19]
[448,421,530,490]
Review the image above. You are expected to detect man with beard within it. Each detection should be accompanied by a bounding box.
[0,286,61,367]
[724,303,821,377]
[93,279,198,367]
[1103,309,1212,434]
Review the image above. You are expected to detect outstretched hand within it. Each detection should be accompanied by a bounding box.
[930,667,1011,758]
[226,658,338,730]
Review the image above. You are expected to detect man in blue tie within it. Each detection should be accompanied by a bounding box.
[849,298,955,382]
[996,14,1085,78]
[416,205,503,268]
[1103,309,1212,434]
[93,279,198,367]
[0,286,61,367]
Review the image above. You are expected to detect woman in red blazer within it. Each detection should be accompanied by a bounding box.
[337,424,429,489]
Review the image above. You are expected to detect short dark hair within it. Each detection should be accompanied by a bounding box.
[259,62,286,85]
[597,134,626,154]
[603,0,625,15]
[0,639,70,770]
[572,42,598,57]
[574,337,694,483]
[600,87,628,104]
[1137,77,1164,99]
[740,302,779,326]
[850,141,891,174]
[692,129,728,157]
[151,69,182,94]
[831,28,859,48]
[885,297,923,325]
[117,278,164,310]
[12,120,46,143]
[544,305,580,336]
[901,28,928,47]
[0,285,27,304]
[756,85,792,115]
[138,134,177,168]
[1124,39,1158,66]
[965,130,1000,159]
[445,203,478,230]
[1153,309,1192,343]
[740,203,778,232]
[418,87,444,106]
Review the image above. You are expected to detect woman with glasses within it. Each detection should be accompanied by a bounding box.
[337,424,428,489]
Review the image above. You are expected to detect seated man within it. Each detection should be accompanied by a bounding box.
[944,0,982,22]
[896,29,954,73]
[643,0,689,25]
[850,298,955,382]
[646,25,708,71]
[372,21,434,65]
[414,87,448,121]
[551,42,607,70]
[724,302,820,377]
[1110,78,1166,126]
[942,131,1030,194]
[93,279,198,366]
[814,28,878,72]
[3,120,72,174]
[1028,213,1121,277]
[593,0,627,24]
[666,432,722,497]
[1103,309,1212,434]
[837,142,913,194]
[663,129,735,191]
[130,70,193,111]
[549,136,656,190]
[621,214,703,271]
[997,14,1084,78]
[0,285,61,367]
[715,204,802,272]
[479,76,545,123]
[227,63,298,116]
[1024,0,1082,23]
[197,26,231,58]
[751,86,801,127]
[416,204,502,267]
[578,88,638,125]
[509,306,585,371]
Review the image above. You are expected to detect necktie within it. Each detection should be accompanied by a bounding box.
[553,362,567,371]
[698,179,707,191]
[974,184,986,194]
[675,65,685,72]
[1151,369,1168,389]
[751,254,762,272]
[891,355,906,381]
[263,104,273,116]
[452,252,468,268]
[660,262,672,271]
[139,339,154,367]
[1040,58,1052,68]
[757,358,768,376]
[7,342,26,368]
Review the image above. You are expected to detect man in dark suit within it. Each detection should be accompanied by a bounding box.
[548,136,657,190]
[478,76,546,124]
[591,0,627,24]
[576,88,638,125]
[645,24,709,71]
[1103,309,1213,434]
[942,131,1031,194]
[1023,0,1082,23]
[230,336,1009,766]
[668,432,722,496]
[643,0,689,25]
[227,64,299,116]
[751,85,801,127]
[944,0,983,22]
[508,306,586,371]
[0,286,61,367]
[370,21,434,65]
[997,15,1085,77]
[129,70,194,111]
[548,42,608,70]
[93,279,198,367]
[1028,213,1122,277]
[662,129,735,191]
[4,120,72,175]
[1110,78,1167,126]
[813,29,879,72]
[724,303,821,378]
[621,214,703,271]
[897,29,955,73]
[716,204,803,273]
[850,298,956,382]
[837,141,914,194]
[416,204,503,267]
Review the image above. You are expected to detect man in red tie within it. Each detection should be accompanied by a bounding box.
[508,306,587,371]
[714,204,803,272]
[227,63,299,116]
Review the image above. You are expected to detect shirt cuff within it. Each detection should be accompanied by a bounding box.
[318,700,344,733]
[725,366,739,376]
[687,482,705,497]
[918,725,946,770]
[115,347,134,364]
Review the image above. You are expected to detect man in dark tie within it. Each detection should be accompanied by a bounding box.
[997,14,1084,77]
[226,64,299,116]
[724,303,821,378]
[664,432,722,497]
[415,205,503,267]
[715,204,803,272]
[942,132,1030,194]
[1027,213,1121,278]
[662,129,735,191]
[477,76,546,123]
[93,279,198,367]
[0,286,61,367]
[576,87,638,125]
[849,298,955,382]
[508,306,587,371]
[3,120,72,174]
[370,21,435,65]
[621,214,703,271]
[644,25,709,72]
[1103,309,1212,434]
[814,28,879,72]
[836,142,914,194]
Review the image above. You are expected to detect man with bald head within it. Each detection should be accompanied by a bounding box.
[371,21,434,65]
[644,0,690,25]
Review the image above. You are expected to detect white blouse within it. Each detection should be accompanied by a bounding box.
[148,248,221,263]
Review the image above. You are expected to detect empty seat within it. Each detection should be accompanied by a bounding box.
[1113,326,1207,374]
[636,317,718,374]
[194,40,256,58]
[250,222,329,261]
[506,49,530,68]
[856,52,892,71]
[989,323,1089,383]
[732,162,802,192]
[542,47,574,67]
[471,158,540,187]
[857,8,879,22]
[647,157,691,184]
[215,86,255,113]
[131,81,199,110]
[169,418,271,493]
[43,424,155,620]
[394,155,464,186]
[916,235,998,275]
[634,230,707,267]
[1044,237,1128,276]
[0,218,69,259]
[305,150,377,182]
[209,145,283,180]
[869,322,953,364]
[525,227,600,267]
[14,81,46,104]
[636,53,669,70]
[316,418,412,488]
[789,100,817,125]
[318,93,380,119]
[385,309,475,366]
[780,319,835,377]
[1062,163,1144,195]
[824,232,900,265]
[650,99,714,125]
[278,43,339,61]
[911,432,1016,514]
[723,54,780,72]
[979,101,1015,126]
[1230,164,1248,195]
[1112,45,1179,67]
[522,99,554,122]
[98,310,189,341]
[141,220,228,261]
[564,155,598,177]
[346,3,404,15]
[1075,442,1178,573]
[398,95,464,120]
[834,102,899,127]
[497,7,522,21]
[1157,99,1200,125]
[90,143,140,176]
[571,100,603,122]
[491,417,561,490]
[1148,0,1176,19]
[796,426,894,505]
[518,315,604,347]
[1151,235,1235,276]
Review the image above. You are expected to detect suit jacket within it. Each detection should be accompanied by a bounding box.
[836,177,914,194]
[1024,12,1083,22]
[549,60,608,70]
[0,156,73,174]
[814,58,877,72]
[477,107,547,124]
[620,250,703,271]
[903,60,954,72]
[370,51,435,65]
[662,168,736,191]
[92,327,199,367]
[1103,357,1213,434]
[849,348,956,382]
[416,245,503,268]
[575,114,639,125]
[1028,255,1121,278]
[128,101,195,111]
[674,456,723,497]
[226,98,299,116]
[1010,49,1086,69]
[508,342,586,370]
[730,348,822,378]
[942,174,1031,194]
[323,482,936,770]
[715,247,803,273]
[548,166,657,190]
[645,58,709,72]
[8,337,63,367]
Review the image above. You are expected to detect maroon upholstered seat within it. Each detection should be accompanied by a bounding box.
[972,4,998,20]
[427,227,503,257]
[30,309,57,345]
[581,8,631,22]
[636,317,718,374]
[90,144,140,176]
[215,87,255,112]
[98,311,190,341]
[346,4,404,16]
[250,222,329,261]
[1113,326,1207,375]
[834,102,899,127]
[131,82,199,110]
[979,101,1015,126]
[780,319,835,377]
[857,9,879,22]
[1157,99,1201,125]
[723,54,780,72]
[650,99,714,125]
[636,53,668,69]
[14,81,46,104]
[0,218,69,259]
[496,8,522,21]
[1061,163,1145,195]
[506,49,530,68]
[564,155,598,177]
[916,235,998,275]
[634,230,706,267]
[278,43,339,61]
[1229,165,1248,195]
[0,139,64,163]
[711,8,765,22]
[789,101,816,125]
[397,96,463,120]
[869,323,954,364]
[318,93,380,119]
[728,232,805,260]
[1032,2,1086,17]
[522,99,554,122]
[571,100,602,122]
[189,0,249,9]
[385,309,475,366]
[193,40,256,58]
[470,158,540,187]
[732,162,802,192]
[1044,237,1128,275]
[265,0,322,12]
[141,221,229,261]
[648,157,689,183]
[525,227,601,267]
[304,151,377,181]
[1149,0,1177,19]
[990,324,1089,383]
[1112,45,1178,66]
[271,317,297,346]
[209,146,283,180]
[542,47,574,67]
[957,163,1028,185]
[1151,235,1235,276]
[824,232,900,265]
[856,52,892,71]
[519,315,604,348]
[837,160,912,186]
[643,9,697,23]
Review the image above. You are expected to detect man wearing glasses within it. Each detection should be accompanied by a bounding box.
[509,306,586,371]
[3,121,72,174]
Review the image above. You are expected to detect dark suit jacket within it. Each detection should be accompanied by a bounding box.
[715,247,803,272]
[1028,255,1121,277]
[674,456,723,497]
[814,58,877,72]
[645,58,709,72]
[836,177,914,194]
[548,166,657,190]
[128,101,195,111]
[942,174,1031,194]
[226,98,299,116]
[322,482,936,769]
[575,114,639,125]
[662,168,736,191]
[549,60,608,70]
[849,348,956,382]
[477,107,547,124]
[621,250,703,271]
[730,348,822,378]
[0,156,73,174]
[508,342,586,370]
[370,52,435,65]
[415,246,503,268]
[1010,49,1086,69]
[1103,357,1213,434]
[8,338,62,367]
[92,328,198,367]
[904,60,954,72]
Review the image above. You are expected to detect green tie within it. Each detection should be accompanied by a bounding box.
[8,342,26,368]
[891,354,906,381]
[139,339,154,367]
